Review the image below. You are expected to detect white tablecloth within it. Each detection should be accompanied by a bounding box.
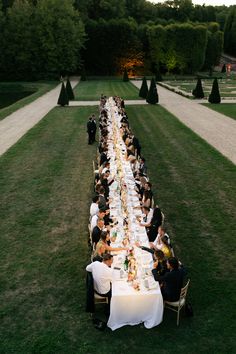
[104,98,163,330]
[107,275,163,330]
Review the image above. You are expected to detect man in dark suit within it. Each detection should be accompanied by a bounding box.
[152,257,186,301]
[92,218,105,245]
[87,117,94,145]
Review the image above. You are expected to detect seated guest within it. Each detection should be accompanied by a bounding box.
[152,250,168,277]
[92,218,105,245]
[141,190,152,208]
[90,196,99,219]
[147,205,163,242]
[139,157,147,176]
[98,186,108,209]
[144,182,153,201]
[139,206,153,228]
[94,231,128,257]
[150,226,171,250]
[100,170,114,199]
[90,209,106,231]
[86,253,113,302]
[100,148,109,165]
[152,257,186,302]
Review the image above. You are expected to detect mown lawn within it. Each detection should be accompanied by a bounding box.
[0,81,58,121]
[74,80,141,100]
[202,103,236,120]
[0,102,236,353]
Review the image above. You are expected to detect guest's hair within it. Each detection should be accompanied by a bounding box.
[103,253,113,261]
[92,195,99,203]
[154,250,165,261]
[161,235,170,246]
[142,206,150,212]
[168,257,179,270]
[100,231,107,241]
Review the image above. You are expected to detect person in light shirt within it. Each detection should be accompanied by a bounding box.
[90,209,106,232]
[86,253,113,301]
[89,196,99,219]
[139,206,153,227]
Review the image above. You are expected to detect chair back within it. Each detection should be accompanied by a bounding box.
[179,279,190,302]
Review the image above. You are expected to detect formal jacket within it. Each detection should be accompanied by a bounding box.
[92,226,102,245]
[152,267,186,301]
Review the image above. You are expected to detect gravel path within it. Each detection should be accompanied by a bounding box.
[131,80,236,165]
[1,77,235,165]
[0,78,79,156]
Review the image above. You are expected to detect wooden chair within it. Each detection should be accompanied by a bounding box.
[94,292,109,305]
[161,211,165,226]
[164,279,190,326]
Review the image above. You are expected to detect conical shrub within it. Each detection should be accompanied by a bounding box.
[139,77,148,98]
[146,78,158,104]
[123,68,129,82]
[66,78,75,100]
[192,78,204,99]
[208,78,221,104]
[57,82,69,106]
[221,63,226,73]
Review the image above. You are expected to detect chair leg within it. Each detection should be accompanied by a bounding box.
[177,309,180,326]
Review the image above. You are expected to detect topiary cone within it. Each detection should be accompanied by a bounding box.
[139,76,148,98]
[66,78,75,100]
[57,82,69,106]
[146,78,158,104]
[123,68,129,82]
[208,78,221,104]
[192,78,204,99]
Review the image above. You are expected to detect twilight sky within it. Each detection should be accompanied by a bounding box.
[148,0,235,6]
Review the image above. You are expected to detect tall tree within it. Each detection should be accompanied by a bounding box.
[34,0,85,77]
[3,0,35,79]
[224,7,236,56]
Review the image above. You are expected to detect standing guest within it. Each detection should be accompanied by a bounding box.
[152,257,186,301]
[90,196,99,219]
[86,253,113,302]
[91,114,97,143]
[87,116,95,145]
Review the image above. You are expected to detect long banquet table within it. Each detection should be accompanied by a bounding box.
[104,98,163,330]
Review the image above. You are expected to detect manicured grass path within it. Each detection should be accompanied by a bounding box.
[74,80,141,100]
[0,104,235,353]
[203,103,236,120]
[0,81,58,121]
